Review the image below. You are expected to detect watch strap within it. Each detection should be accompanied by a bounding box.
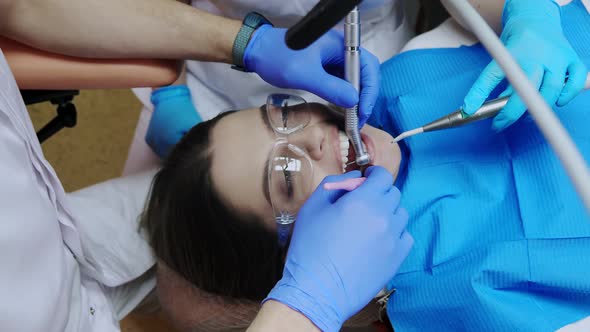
[231,12,272,71]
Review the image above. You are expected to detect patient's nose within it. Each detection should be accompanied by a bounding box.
[289,126,326,161]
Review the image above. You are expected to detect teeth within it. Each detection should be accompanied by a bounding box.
[338,131,350,173]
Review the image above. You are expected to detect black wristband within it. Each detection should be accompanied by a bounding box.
[231,12,273,72]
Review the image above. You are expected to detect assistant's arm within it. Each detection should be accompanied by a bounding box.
[0,0,240,62]
[442,0,586,131]
[444,0,505,33]
[444,0,570,35]
[247,301,320,332]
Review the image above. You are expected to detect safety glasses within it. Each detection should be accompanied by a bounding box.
[265,93,314,247]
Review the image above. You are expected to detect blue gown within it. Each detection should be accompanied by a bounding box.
[367,1,590,331]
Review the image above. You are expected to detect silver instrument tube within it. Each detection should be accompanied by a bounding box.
[344,7,370,166]
[422,96,508,132]
[422,74,590,132]
[395,74,590,141]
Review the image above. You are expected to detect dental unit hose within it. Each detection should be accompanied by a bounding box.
[345,7,370,166]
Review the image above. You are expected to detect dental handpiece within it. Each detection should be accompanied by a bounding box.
[392,96,509,142]
[344,7,370,166]
[393,74,590,143]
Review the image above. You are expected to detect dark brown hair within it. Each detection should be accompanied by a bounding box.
[142,111,285,301]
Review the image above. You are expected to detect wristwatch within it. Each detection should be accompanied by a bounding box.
[231,12,273,71]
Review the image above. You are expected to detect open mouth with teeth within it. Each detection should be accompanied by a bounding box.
[338,130,370,173]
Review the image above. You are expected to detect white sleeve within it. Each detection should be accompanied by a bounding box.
[65,169,158,287]
[0,51,74,332]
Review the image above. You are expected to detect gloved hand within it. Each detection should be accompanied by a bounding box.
[145,85,202,159]
[265,167,414,332]
[244,25,380,128]
[462,0,588,131]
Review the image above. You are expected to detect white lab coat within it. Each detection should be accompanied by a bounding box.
[0,50,156,332]
[125,0,415,175]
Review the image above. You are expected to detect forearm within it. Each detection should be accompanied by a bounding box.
[0,0,240,62]
[442,0,505,33]
[443,0,569,35]
[247,301,320,332]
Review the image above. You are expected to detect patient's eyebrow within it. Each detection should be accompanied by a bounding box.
[260,106,272,205]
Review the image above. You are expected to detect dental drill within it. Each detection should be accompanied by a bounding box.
[344,7,370,166]
[393,74,590,143]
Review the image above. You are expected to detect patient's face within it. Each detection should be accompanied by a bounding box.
[210,104,401,227]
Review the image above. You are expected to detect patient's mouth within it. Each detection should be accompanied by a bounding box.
[345,144,371,173]
[345,143,360,172]
[339,130,372,173]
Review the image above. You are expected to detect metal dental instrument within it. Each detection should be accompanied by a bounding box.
[393,74,590,143]
[344,6,370,166]
[392,95,525,142]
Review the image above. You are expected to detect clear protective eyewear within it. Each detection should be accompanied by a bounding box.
[265,93,313,247]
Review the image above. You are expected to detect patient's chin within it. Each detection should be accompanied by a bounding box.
[361,126,401,181]
[370,159,400,183]
[382,143,402,181]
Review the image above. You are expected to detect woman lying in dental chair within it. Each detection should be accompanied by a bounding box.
[141,1,590,331]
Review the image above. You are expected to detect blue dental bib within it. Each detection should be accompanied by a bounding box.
[367,1,590,331]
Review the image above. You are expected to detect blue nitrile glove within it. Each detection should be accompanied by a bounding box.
[462,0,588,131]
[265,166,414,332]
[145,85,202,159]
[244,25,380,128]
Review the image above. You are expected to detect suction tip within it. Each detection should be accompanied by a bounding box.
[392,127,424,143]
